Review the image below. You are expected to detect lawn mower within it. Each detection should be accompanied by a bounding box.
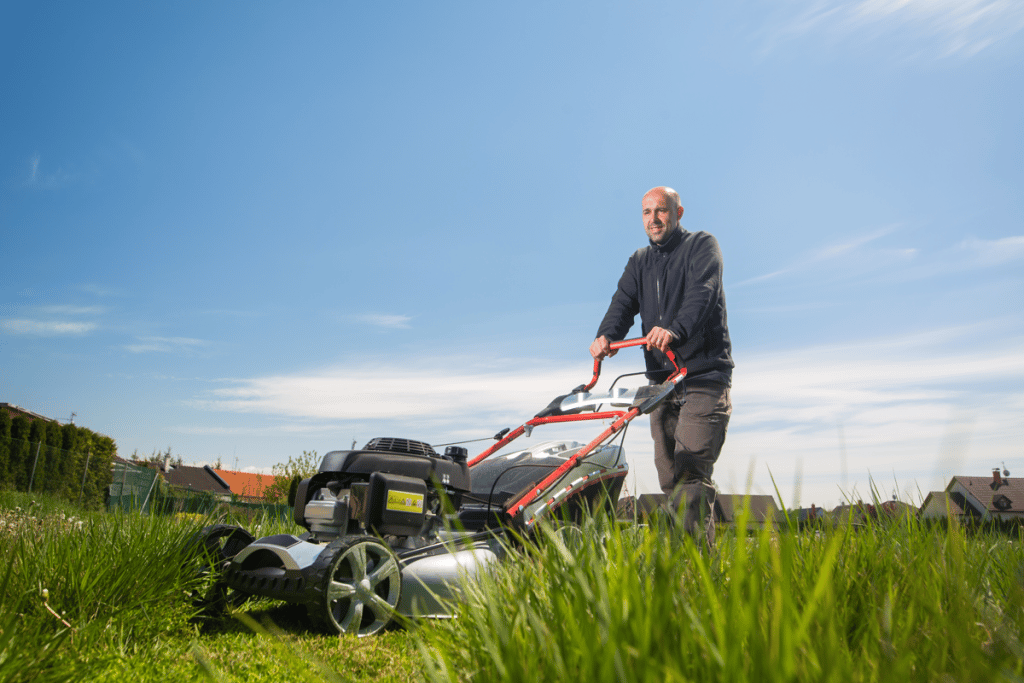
[187,337,686,635]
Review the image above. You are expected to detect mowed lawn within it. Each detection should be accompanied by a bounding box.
[2,490,1022,682]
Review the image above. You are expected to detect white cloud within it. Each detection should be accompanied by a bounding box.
[734,225,900,287]
[194,361,588,424]
[354,314,412,329]
[23,153,76,190]
[890,234,1024,281]
[719,324,1024,505]
[78,284,124,297]
[761,0,1024,58]
[736,230,1024,289]
[39,305,106,315]
[124,336,211,354]
[0,302,104,336]
[187,323,1024,508]
[1,319,97,336]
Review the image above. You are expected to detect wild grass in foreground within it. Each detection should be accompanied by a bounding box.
[416,508,1024,682]
[0,491,417,683]
[5,488,1023,682]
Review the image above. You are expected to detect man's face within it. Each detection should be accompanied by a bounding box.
[642,191,682,245]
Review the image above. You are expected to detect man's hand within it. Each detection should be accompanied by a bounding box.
[645,326,677,353]
[589,335,618,360]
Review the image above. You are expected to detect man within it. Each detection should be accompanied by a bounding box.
[591,186,733,546]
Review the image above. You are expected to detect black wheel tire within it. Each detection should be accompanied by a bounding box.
[316,536,402,636]
[184,524,255,614]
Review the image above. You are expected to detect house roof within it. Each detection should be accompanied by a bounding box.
[213,469,282,499]
[0,403,59,423]
[949,474,1024,515]
[162,465,231,496]
[616,493,781,524]
[715,494,780,523]
[921,491,967,515]
[878,500,917,517]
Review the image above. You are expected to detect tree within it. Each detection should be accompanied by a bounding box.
[265,450,321,503]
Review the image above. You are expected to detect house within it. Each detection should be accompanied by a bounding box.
[213,468,283,502]
[920,490,977,521]
[158,462,284,503]
[616,492,781,527]
[160,464,232,499]
[923,469,1024,523]
[617,493,669,520]
[0,403,59,423]
[715,494,781,526]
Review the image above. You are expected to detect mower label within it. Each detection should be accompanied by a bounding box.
[386,491,424,513]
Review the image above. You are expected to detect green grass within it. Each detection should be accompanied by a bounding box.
[417,509,1024,682]
[0,490,417,682]
[3,489,1023,682]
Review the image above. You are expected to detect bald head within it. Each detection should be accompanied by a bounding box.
[641,186,684,245]
[644,186,681,211]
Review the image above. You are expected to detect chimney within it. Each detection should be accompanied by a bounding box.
[164,454,171,472]
[992,468,1002,489]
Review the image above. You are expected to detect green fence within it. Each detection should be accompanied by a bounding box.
[107,460,160,513]
[148,487,293,522]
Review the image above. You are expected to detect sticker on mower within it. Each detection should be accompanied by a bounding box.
[387,491,424,513]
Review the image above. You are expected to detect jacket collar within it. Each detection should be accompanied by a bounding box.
[649,226,683,253]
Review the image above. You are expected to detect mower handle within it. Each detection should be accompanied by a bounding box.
[584,336,680,392]
[466,335,686,470]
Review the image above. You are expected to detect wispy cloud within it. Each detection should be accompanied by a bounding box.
[891,234,1024,281]
[735,230,1024,288]
[24,153,76,190]
[147,305,1022,505]
[1,319,97,336]
[719,323,1024,504]
[193,360,584,424]
[733,225,900,287]
[124,336,211,354]
[1,301,105,336]
[38,305,106,316]
[187,321,1024,507]
[760,0,1024,59]
[78,284,124,298]
[353,313,413,329]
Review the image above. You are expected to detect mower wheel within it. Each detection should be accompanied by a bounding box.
[184,524,255,615]
[313,536,402,636]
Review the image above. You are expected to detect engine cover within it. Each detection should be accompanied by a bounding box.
[352,472,428,537]
[293,438,471,537]
[316,438,471,492]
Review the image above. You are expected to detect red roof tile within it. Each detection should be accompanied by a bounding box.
[213,469,284,500]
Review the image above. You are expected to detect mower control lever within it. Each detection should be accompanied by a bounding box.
[584,337,681,391]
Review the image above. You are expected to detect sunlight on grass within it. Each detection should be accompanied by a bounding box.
[2,489,1023,682]
[416,507,1024,682]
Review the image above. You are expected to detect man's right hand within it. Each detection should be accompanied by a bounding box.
[589,335,618,360]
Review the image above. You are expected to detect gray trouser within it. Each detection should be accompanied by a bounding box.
[649,381,732,545]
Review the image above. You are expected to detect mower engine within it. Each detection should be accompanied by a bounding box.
[294,437,472,543]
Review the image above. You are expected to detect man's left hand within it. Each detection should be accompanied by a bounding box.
[645,326,677,353]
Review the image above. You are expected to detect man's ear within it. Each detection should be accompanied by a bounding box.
[677,205,684,220]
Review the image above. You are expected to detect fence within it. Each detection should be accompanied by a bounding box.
[3,432,292,520]
[149,487,293,522]
[108,460,160,513]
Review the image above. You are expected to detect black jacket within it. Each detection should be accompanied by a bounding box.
[596,227,734,383]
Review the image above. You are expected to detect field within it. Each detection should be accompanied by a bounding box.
[1,489,1022,682]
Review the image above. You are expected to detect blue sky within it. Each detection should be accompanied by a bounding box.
[2,1,1022,508]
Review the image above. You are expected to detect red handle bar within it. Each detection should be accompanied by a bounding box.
[583,336,681,391]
